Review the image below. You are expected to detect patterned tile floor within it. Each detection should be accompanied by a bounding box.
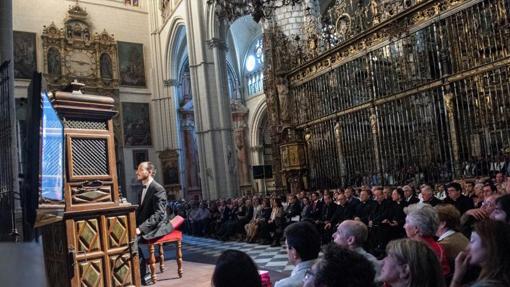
[180,235,295,273]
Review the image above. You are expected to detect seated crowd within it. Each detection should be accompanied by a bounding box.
[175,173,510,287]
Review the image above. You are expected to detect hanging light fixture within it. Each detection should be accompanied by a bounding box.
[208,0,303,23]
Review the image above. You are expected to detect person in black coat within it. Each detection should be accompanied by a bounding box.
[330,193,354,228]
[354,190,375,225]
[443,182,474,214]
[135,162,172,285]
[420,184,442,206]
[402,185,420,207]
[284,195,302,224]
[309,191,323,221]
[317,193,337,244]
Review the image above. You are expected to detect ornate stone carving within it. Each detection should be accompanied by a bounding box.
[42,3,119,91]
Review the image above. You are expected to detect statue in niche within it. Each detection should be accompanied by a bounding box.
[235,128,249,185]
[370,0,379,24]
[47,48,61,76]
[83,28,90,41]
[276,77,290,123]
[100,53,113,79]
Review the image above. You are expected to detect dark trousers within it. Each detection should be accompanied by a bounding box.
[137,235,148,280]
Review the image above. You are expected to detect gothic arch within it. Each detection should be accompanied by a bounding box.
[250,99,268,152]
[166,20,188,81]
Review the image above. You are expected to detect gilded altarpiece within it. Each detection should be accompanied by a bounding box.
[41,3,127,195]
[265,0,510,190]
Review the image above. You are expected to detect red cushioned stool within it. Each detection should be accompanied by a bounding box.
[146,230,183,283]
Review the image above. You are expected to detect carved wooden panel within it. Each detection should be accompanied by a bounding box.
[110,254,133,287]
[107,215,129,249]
[71,183,113,204]
[78,258,104,287]
[76,219,101,253]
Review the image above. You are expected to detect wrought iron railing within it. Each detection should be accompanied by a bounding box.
[286,0,510,189]
[0,60,17,241]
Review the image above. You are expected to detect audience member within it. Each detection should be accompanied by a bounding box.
[303,244,375,287]
[332,220,381,277]
[317,193,337,244]
[403,185,420,207]
[275,221,321,287]
[211,249,261,287]
[378,238,446,287]
[490,194,510,224]
[435,204,469,279]
[404,204,450,276]
[354,190,375,225]
[461,194,499,237]
[450,220,510,287]
[388,188,406,240]
[421,184,442,206]
[443,182,474,214]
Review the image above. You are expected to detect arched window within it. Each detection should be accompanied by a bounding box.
[226,62,241,101]
[245,36,264,96]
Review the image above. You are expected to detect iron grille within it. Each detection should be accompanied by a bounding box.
[0,60,19,241]
[71,138,109,176]
[289,0,510,189]
[65,119,108,130]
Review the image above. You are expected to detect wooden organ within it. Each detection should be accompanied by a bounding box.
[38,81,140,287]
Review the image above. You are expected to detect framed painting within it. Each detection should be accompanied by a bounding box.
[132,149,148,170]
[13,31,37,79]
[117,41,146,87]
[122,102,152,146]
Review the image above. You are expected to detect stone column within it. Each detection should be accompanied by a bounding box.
[0,0,21,241]
[186,0,238,199]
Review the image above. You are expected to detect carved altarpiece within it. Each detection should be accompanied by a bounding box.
[41,3,127,195]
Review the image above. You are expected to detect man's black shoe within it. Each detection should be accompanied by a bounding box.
[142,274,154,286]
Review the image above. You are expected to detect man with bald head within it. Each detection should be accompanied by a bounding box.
[332,220,380,277]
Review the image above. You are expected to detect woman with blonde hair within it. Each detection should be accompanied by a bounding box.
[378,238,446,287]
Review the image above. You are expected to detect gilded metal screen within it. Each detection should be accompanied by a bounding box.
[71,138,109,176]
[288,0,510,188]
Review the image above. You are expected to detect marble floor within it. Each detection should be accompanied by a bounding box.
[150,235,292,286]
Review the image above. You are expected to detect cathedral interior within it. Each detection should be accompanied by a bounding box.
[1,0,509,286]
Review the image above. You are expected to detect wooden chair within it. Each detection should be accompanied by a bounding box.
[146,230,183,283]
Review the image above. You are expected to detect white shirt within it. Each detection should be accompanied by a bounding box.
[140,178,153,205]
[274,259,316,287]
[437,229,456,242]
